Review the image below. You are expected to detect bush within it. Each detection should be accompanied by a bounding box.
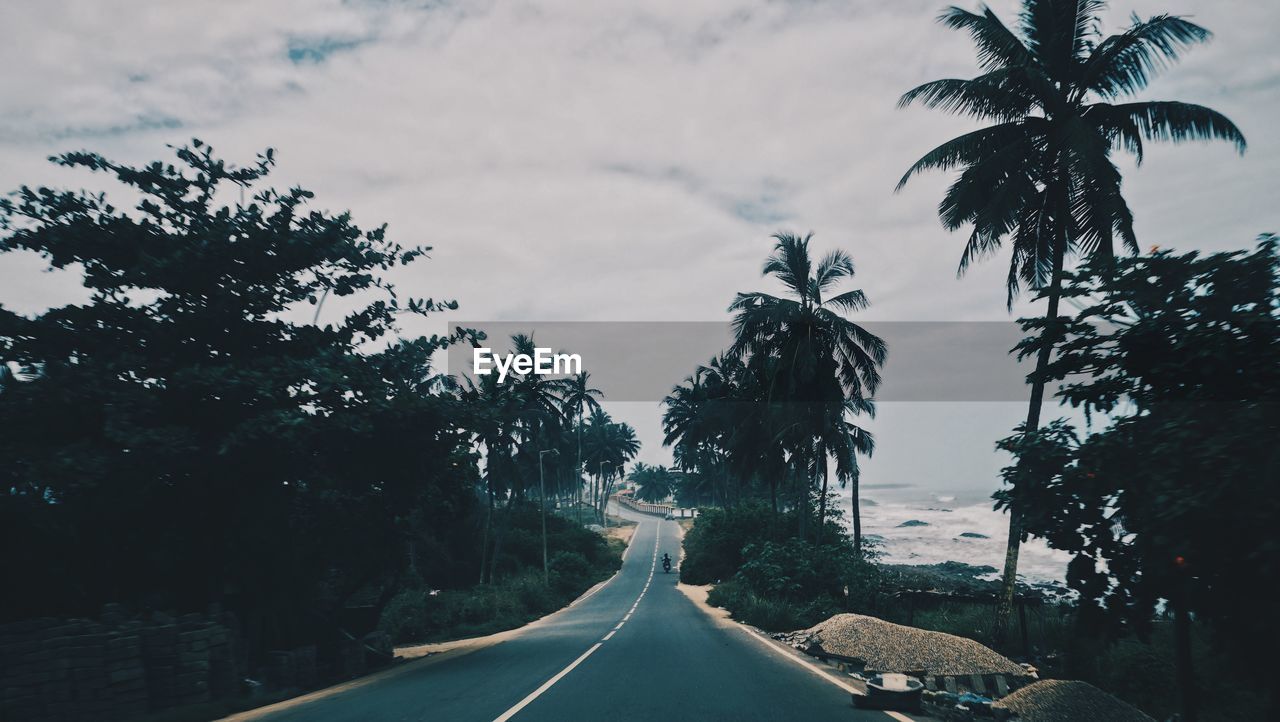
[377,506,624,645]
[682,503,883,632]
[378,589,431,643]
[549,551,593,595]
[708,579,842,631]
[680,504,782,585]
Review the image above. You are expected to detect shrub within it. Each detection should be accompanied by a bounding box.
[549,551,593,595]
[680,504,781,585]
[377,507,624,645]
[378,589,431,643]
[691,523,882,632]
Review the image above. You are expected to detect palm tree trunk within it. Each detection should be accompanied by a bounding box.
[479,484,493,584]
[769,474,778,517]
[817,468,828,546]
[575,408,584,524]
[993,227,1066,644]
[1175,598,1198,722]
[796,451,808,540]
[851,475,862,558]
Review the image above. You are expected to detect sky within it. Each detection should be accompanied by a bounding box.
[2,0,1277,495]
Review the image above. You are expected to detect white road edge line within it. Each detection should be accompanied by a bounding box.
[491,642,604,722]
[490,517,666,722]
[735,627,914,722]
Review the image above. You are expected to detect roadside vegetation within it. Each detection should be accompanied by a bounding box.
[378,507,623,644]
[0,143,638,690]
[1,1,1276,721]
[673,240,1278,721]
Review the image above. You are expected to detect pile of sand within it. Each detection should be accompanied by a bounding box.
[784,613,1028,677]
[993,680,1153,721]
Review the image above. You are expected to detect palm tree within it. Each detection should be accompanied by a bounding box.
[506,333,568,501]
[729,233,884,549]
[896,0,1245,639]
[459,369,520,584]
[561,370,603,522]
[662,353,763,510]
[662,364,727,506]
[629,463,676,502]
[582,408,641,523]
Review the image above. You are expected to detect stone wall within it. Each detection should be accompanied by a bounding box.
[0,606,395,721]
[0,608,237,722]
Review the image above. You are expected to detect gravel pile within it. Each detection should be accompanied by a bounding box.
[785,613,1029,677]
[993,680,1153,721]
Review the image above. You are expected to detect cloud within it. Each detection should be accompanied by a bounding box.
[2,0,1276,473]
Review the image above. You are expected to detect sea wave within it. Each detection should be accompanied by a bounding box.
[844,491,1071,585]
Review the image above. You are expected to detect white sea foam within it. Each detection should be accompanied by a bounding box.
[840,487,1071,585]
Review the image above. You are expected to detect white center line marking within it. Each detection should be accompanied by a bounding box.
[490,518,667,722]
[491,643,604,722]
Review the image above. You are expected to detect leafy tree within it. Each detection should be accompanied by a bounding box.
[0,142,476,656]
[897,0,1246,639]
[998,238,1280,720]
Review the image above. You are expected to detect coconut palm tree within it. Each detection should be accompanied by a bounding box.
[561,370,603,522]
[896,0,1245,639]
[582,408,641,523]
[628,463,677,503]
[459,369,521,584]
[728,233,884,549]
[506,333,568,501]
[662,353,767,510]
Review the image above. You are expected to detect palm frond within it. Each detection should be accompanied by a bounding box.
[896,120,1039,191]
[1081,15,1211,98]
[825,289,870,314]
[938,5,1033,70]
[898,73,1038,121]
[1110,101,1246,154]
[813,250,855,295]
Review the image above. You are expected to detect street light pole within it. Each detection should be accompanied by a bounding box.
[539,449,557,586]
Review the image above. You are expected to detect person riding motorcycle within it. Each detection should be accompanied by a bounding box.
[661,553,672,573]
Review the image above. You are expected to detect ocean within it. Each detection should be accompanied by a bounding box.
[843,483,1071,586]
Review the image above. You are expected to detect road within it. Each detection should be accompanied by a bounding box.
[239,509,915,722]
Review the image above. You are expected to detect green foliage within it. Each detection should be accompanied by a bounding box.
[1001,239,1280,674]
[0,142,478,655]
[706,580,836,632]
[663,233,882,547]
[627,462,677,502]
[898,0,1245,303]
[377,510,621,644]
[679,504,780,585]
[682,503,880,631]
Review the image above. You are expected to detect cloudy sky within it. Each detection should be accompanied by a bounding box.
[2,0,1276,491]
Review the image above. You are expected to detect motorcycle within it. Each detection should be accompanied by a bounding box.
[661,556,672,573]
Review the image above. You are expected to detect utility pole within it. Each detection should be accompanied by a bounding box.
[539,449,557,586]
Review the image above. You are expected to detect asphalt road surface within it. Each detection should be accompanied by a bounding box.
[241,509,916,722]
